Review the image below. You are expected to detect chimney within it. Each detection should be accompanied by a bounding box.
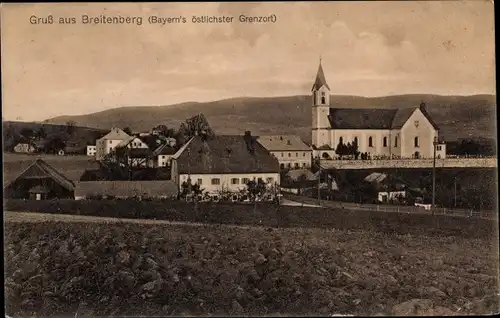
[244,131,255,154]
[419,102,426,112]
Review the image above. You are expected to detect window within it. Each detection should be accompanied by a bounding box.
[266,177,274,183]
[281,153,284,157]
[414,137,419,148]
[437,146,442,151]
[287,163,292,168]
[242,178,249,184]
[280,163,285,169]
[321,92,326,104]
[339,137,343,145]
[295,163,299,168]
[211,178,220,185]
[303,153,306,157]
[110,141,112,144]
[231,178,239,185]
[162,155,165,159]
[197,178,202,185]
[368,136,373,147]
[394,137,398,148]
[354,137,358,145]
[288,153,291,157]
[383,137,388,147]
[296,153,298,157]
[287,140,291,145]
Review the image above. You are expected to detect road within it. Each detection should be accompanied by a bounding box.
[280,198,322,208]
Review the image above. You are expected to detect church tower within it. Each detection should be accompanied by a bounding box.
[311,59,331,149]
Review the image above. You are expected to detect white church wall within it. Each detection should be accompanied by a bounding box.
[400,108,438,158]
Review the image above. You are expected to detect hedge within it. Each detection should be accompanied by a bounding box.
[4,199,497,238]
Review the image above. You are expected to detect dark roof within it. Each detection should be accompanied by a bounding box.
[327,107,439,130]
[128,148,153,157]
[175,135,280,174]
[311,62,330,91]
[4,159,75,191]
[153,143,177,156]
[74,181,178,197]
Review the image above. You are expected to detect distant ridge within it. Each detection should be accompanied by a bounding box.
[41,94,496,142]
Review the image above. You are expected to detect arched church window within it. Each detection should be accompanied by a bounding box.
[368,136,373,147]
[383,137,388,147]
[354,137,358,145]
[394,136,398,147]
[321,97,326,104]
[414,137,419,147]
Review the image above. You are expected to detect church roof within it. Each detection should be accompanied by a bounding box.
[327,106,440,130]
[311,61,330,91]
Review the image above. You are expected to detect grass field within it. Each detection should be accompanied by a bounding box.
[4,212,499,317]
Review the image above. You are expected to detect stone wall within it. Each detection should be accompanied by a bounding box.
[319,158,498,170]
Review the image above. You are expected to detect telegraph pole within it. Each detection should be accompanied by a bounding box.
[317,159,321,205]
[454,177,457,208]
[432,136,438,212]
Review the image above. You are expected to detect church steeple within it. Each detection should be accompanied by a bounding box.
[311,57,330,91]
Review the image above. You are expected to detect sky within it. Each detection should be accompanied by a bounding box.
[1,1,496,121]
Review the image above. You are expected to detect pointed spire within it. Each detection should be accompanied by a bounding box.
[311,57,330,91]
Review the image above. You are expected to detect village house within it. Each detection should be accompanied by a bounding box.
[153,143,177,167]
[170,132,281,200]
[87,145,97,156]
[4,158,75,200]
[364,172,409,204]
[95,127,131,161]
[74,180,178,200]
[256,135,312,169]
[13,136,39,153]
[311,61,446,160]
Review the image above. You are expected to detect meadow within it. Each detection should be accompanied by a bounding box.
[4,212,499,317]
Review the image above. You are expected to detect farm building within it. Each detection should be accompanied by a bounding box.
[171,131,281,197]
[4,158,75,200]
[74,180,178,199]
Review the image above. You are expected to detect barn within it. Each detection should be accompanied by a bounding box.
[4,158,75,200]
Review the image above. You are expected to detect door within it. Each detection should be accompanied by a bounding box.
[36,193,41,200]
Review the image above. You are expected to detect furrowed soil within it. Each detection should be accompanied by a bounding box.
[4,214,499,317]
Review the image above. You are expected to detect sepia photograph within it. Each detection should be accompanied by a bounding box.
[2,1,499,316]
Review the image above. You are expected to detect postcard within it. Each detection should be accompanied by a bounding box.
[2,1,498,317]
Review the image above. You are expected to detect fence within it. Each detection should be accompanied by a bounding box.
[284,194,496,220]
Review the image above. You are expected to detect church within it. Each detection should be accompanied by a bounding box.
[310,61,446,160]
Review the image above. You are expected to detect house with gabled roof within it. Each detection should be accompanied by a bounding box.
[171,132,280,197]
[257,135,312,169]
[95,127,131,161]
[4,158,75,200]
[153,143,177,167]
[311,60,446,160]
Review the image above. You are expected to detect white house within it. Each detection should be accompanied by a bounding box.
[257,135,312,169]
[95,127,131,161]
[171,132,281,199]
[310,61,446,159]
[153,143,177,167]
[86,145,96,156]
